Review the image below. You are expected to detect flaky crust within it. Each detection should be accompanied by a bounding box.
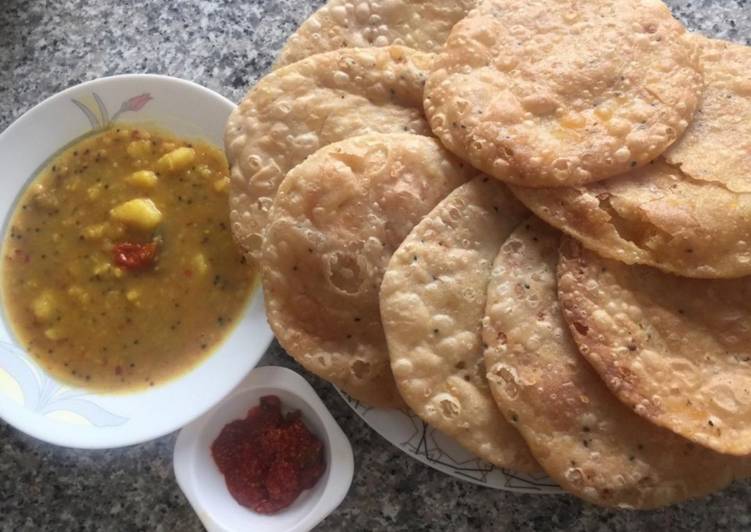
[511,37,751,279]
[380,176,536,472]
[425,0,702,187]
[665,36,751,193]
[512,160,751,279]
[262,133,471,408]
[226,46,434,262]
[275,0,478,68]
[482,219,750,508]
[558,238,751,456]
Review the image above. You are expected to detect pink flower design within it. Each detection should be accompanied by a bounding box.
[123,93,153,112]
[73,91,155,130]
[109,93,153,123]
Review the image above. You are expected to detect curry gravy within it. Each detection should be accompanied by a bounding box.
[1,126,255,392]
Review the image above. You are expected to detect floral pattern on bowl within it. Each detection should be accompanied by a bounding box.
[0,341,128,427]
[72,92,153,130]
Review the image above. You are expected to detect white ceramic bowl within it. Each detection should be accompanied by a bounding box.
[174,366,354,532]
[0,74,273,449]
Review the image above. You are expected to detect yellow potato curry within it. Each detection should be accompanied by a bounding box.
[1,126,255,392]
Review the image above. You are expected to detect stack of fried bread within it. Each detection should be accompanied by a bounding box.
[225,0,751,508]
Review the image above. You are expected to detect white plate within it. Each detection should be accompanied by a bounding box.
[0,74,273,449]
[337,390,563,494]
[174,366,354,532]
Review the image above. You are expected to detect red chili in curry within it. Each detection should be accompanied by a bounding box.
[211,395,326,514]
[112,241,158,270]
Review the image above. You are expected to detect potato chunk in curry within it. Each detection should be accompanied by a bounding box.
[110,198,163,230]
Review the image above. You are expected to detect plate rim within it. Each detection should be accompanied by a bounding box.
[335,388,563,494]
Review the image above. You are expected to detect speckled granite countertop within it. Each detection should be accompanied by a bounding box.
[1,1,750,531]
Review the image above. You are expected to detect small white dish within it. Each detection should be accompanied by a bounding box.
[174,366,354,532]
[0,74,273,448]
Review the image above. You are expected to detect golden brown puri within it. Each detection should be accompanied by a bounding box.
[425,0,702,187]
[274,0,478,68]
[557,238,751,456]
[225,46,434,262]
[381,176,537,472]
[664,36,751,194]
[483,218,750,509]
[511,37,751,279]
[262,133,472,408]
[511,160,751,279]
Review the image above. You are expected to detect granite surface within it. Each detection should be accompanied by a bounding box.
[1,1,751,531]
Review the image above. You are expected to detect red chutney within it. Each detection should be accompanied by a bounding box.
[211,395,326,514]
